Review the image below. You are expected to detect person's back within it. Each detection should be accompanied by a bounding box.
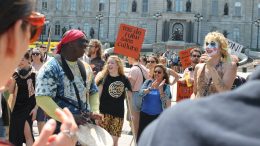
[138,67,260,146]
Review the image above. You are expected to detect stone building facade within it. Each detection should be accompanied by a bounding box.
[36,0,260,51]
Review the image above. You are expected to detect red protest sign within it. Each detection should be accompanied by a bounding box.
[179,48,193,69]
[114,23,146,59]
[176,81,193,102]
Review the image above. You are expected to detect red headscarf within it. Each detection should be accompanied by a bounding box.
[56,29,85,54]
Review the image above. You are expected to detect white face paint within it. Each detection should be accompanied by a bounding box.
[205,41,220,57]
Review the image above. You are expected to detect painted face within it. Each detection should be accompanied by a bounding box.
[107,58,119,74]
[205,41,220,57]
[153,67,164,80]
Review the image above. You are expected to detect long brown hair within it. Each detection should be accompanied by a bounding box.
[88,39,102,58]
[152,64,170,84]
[95,55,125,85]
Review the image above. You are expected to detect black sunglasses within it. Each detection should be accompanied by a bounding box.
[192,55,201,58]
[75,39,88,47]
[147,61,155,63]
[32,53,40,56]
[154,70,162,74]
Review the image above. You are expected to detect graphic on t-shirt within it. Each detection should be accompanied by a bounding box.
[109,81,124,98]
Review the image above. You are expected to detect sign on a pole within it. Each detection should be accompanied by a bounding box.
[227,39,244,56]
[114,23,146,59]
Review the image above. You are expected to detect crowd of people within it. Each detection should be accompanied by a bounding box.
[0,0,258,146]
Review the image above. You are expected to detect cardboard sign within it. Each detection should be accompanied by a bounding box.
[176,81,193,102]
[227,39,244,56]
[179,48,193,69]
[114,24,146,59]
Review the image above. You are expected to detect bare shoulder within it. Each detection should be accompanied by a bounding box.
[195,63,205,70]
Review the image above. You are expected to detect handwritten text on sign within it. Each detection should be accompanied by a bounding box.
[179,48,193,69]
[114,24,146,59]
[227,39,244,55]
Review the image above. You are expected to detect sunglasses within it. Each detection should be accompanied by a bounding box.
[154,70,162,74]
[147,61,155,63]
[24,12,45,44]
[32,53,40,56]
[76,39,89,48]
[192,55,201,58]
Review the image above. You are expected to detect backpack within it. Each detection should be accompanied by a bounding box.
[231,75,246,90]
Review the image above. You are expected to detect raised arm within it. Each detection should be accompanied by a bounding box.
[168,68,180,85]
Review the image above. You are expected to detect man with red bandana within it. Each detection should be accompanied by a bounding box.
[191,31,237,98]
[35,29,101,131]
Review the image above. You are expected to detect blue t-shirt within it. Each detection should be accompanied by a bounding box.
[36,57,98,114]
[139,79,171,115]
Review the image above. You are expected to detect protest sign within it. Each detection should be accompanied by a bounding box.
[179,48,193,69]
[114,23,146,59]
[176,81,193,102]
[227,39,244,56]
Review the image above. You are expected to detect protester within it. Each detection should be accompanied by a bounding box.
[36,29,102,131]
[0,1,79,145]
[159,56,180,85]
[137,64,171,142]
[179,48,202,86]
[95,55,132,146]
[191,31,237,98]
[127,56,149,139]
[30,48,47,133]
[87,39,105,76]
[7,51,37,146]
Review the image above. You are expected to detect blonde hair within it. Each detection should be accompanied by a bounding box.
[204,31,230,62]
[95,55,125,85]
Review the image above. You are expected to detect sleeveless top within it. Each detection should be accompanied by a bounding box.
[195,62,224,98]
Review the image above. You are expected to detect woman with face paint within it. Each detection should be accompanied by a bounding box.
[191,31,237,98]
